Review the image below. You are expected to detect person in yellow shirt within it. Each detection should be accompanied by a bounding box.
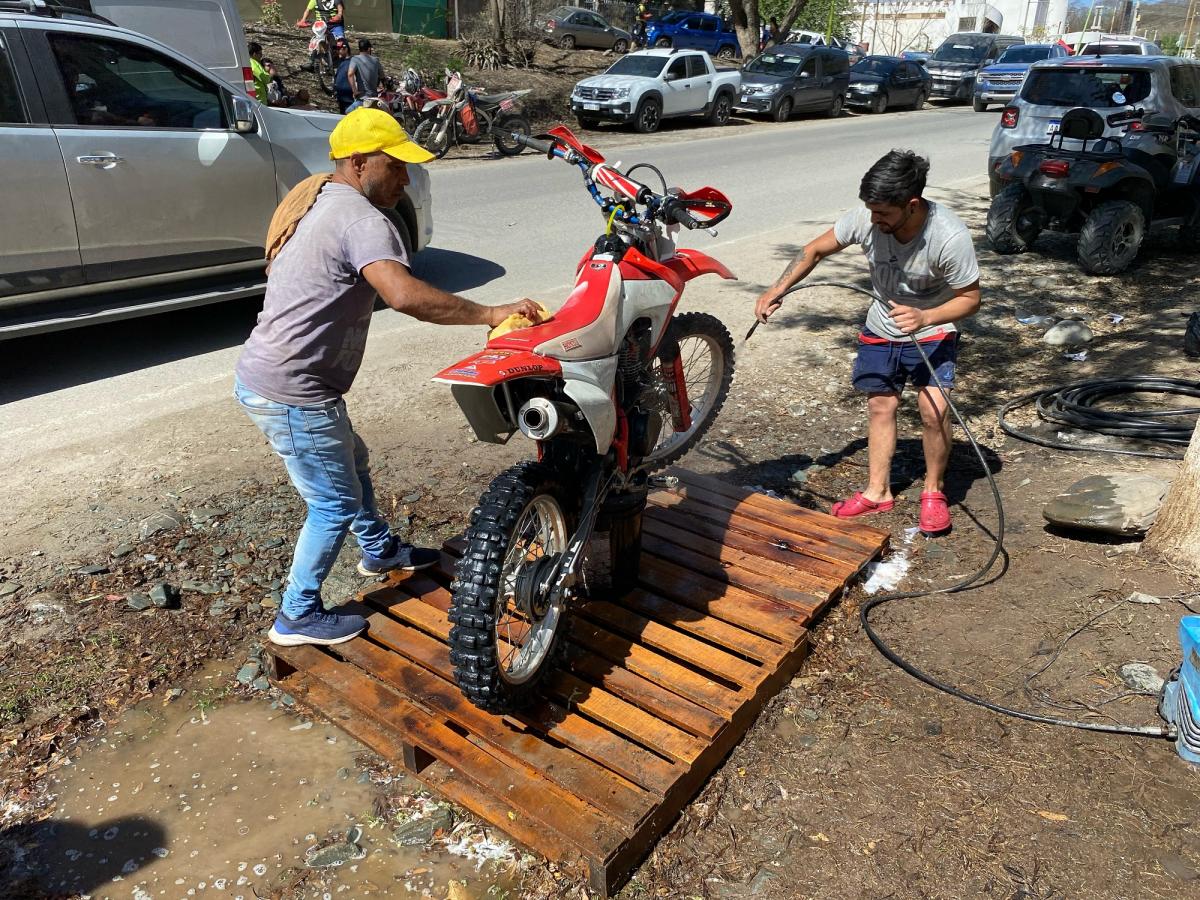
[248,41,270,102]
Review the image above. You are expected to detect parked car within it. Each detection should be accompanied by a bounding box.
[1080,38,1161,56]
[0,1,432,339]
[973,42,1069,111]
[785,29,864,64]
[925,31,1023,101]
[846,55,930,113]
[901,49,930,64]
[987,55,1200,196]
[736,43,849,120]
[645,11,739,61]
[539,6,632,53]
[570,48,740,132]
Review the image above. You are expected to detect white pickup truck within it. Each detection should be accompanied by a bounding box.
[570,48,741,134]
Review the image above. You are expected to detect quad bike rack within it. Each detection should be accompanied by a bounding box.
[264,469,889,895]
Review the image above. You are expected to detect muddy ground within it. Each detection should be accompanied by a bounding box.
[3,177,1200,895]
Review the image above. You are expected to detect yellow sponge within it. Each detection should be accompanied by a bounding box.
[487,302,554,340]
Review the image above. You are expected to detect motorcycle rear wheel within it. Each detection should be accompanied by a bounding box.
[493,113,531,156]
[642,312,735,471]
[449,462,577,713]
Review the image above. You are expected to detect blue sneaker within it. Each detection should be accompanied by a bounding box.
[357,539,440,576]
[267,609,367,647]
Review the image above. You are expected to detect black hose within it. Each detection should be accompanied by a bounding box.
[774,281,1174,739]
[998,377,1200,460]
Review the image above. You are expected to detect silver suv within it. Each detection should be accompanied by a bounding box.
[988,55,1200,195]
[0,3,433,338]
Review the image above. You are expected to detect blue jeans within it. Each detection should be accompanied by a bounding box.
[234,379,392,618]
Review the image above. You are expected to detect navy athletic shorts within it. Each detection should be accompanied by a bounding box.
[851,329,957,394]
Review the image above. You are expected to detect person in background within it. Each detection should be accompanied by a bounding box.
[346,38,384,112]
[333,39,354,114]
[263,58,290,107]
[248,41,270,103]
[297,0,346,42]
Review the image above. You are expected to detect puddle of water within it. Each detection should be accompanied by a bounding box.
[20,660,520,898]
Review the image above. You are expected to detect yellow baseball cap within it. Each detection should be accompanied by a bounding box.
[328,107,435,164]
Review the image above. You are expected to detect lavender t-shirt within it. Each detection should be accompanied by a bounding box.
[236,183,408,405]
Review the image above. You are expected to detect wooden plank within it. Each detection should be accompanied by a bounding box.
[637,554,810,644]
[668,467,890,552]
[351,608,679,793]
[641,530,829,611]
[643,509,848,587]
[577,599,764,688]
[648,491,868,568]
[333,635,655,832]
[278,645,627,856]
[611,589,787,664]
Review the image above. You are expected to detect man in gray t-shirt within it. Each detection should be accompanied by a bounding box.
[347,39,383,106]
[754,150,981,537]
[235,108,538,648]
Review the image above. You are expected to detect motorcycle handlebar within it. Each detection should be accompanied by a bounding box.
[514,133,558,158]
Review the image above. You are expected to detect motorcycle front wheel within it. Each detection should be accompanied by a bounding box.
[493,113,531,156]
[642,311,735,471]
[412,117,451,159]
[449,462,577,713]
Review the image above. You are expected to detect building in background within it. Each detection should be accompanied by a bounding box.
[851,0,1069,54]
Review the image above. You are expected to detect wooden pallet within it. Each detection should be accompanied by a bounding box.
[264,469,889,895]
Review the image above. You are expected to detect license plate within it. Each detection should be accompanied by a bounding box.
[584,102,599,111]
[500,98,514,111]
[1046,119,1060,135]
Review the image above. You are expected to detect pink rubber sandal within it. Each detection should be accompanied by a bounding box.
[918,491,951,536]
[831,491,895,519]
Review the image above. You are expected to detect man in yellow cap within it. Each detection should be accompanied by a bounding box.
[235,108,540,648]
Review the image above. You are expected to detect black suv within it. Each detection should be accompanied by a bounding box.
[735,43,850,121]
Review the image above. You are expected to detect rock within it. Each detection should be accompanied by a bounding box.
[126,593,153,611]
[236,662,261,685]
[111,545,135,559]
[189,506,222,524]
[251,676,270,691]
[280,693,296,707]
[304,839,366,868]
[1032,276,1052,289]
[149,582,179,609]
[212,546,229,558]
[0,582,19,599]
[337,766,351,780]
[748,867,780,894]
[181,580,220,595]
[76,564,109,576]
[391,807,454,846]
[208,599,228,617]
[261,592,281,609]
[402,492,422,503]
[1119,663,1164,693]
[167,687,185,700]
[174,538,195,552]
[231,553,252,567]
[1043,474,1171,536]
[262,537,285,549]
[1042,319,1094,346]
[1127,591,1162,604]
[139,510,183,540]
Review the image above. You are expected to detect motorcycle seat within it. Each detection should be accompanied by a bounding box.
[474,92,514,105]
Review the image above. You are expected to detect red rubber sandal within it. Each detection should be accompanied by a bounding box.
[831,491,895,519]
[918,491,951,536]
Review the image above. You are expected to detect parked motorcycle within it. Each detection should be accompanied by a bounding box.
[413,70,533,158]
[374,68,445,135]
[988,105,1200,274]
[433,126,736,713]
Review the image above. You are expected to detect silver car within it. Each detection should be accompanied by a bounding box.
[0,4,432,338]
[540,5,632,53]
[988,55,1200,195]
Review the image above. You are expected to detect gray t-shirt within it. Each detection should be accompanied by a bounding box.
[349,53,382,96]
[235,183,408,405]
[833,200,980,341]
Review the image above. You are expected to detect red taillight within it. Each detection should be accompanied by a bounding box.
[243,65,257,98]
[1127,120,1145,132]
[1039,160,1070,178]
[1000,107,1019,128]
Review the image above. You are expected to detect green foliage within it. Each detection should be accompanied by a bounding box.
[259,0,284,28]
[1160,33,1183,56]
[760,0,856,42]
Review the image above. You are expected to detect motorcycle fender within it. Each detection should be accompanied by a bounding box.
[561,356,619,454]
[433,350,564,444]
[661,248,736,283]
[448,383,514,445]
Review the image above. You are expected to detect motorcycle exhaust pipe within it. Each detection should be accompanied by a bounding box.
[517,397,568,441]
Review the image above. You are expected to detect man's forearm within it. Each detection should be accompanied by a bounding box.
[389,279,492,326]
[765,244,820,300]
[921,290,981,328]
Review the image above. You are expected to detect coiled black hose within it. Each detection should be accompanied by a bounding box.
[772,282,1175,739]
[999,376,1200,460]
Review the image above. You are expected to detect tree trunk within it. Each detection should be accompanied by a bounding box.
[489,0,503,43]
[1144,422,1200,568]
[726,0,761,59]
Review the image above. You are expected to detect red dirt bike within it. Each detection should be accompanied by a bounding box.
[376,68,445,136]
[433,126,736,712]
[413,69,532,158]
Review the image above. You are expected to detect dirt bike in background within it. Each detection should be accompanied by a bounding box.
[297,20,338,96]
[412,69,533,158]
[433,126,736,713]
[376,68,445,135]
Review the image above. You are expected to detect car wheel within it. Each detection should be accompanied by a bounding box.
[773,97,793,122]
[973,97,988,112]
[654,37,671,48]
[716,44,736,61]
[634,96,661,133]
[613,38,629,54]
[911,89,926,111]
[826,94,844,118]
[870,93,888,114]
[558,34,575,50]
[986,184,1041,254]
[707,93,731,126]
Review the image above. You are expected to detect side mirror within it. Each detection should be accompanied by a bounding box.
[232,94,256,133]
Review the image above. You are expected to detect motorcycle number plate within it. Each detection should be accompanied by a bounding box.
[584,103,600,111]
[1046,119,1060,135]
[500,98,514,111]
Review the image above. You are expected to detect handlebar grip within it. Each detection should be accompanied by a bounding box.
[516,133,556,158]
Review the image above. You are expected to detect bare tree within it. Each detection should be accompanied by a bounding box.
[1144,423,1200,569]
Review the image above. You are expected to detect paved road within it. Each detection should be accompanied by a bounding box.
[0,105,998,517]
